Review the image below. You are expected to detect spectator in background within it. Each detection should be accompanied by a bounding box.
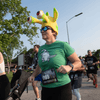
[69,57,85,100]
[0,52,10,100]
[12,65,17,76]
[11,65,22,88]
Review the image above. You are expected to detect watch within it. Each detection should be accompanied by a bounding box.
[69,64,74,70]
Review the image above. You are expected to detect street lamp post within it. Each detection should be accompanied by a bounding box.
[66,12,83,44]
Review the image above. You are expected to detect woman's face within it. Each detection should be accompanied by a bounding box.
[41,27,54,42]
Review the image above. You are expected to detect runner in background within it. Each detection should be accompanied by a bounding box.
[85,50,99,88]
[79,56,86,78]
[32,45,42,100]
[84,55,92,82]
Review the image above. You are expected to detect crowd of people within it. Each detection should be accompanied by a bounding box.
[0,8,100,100]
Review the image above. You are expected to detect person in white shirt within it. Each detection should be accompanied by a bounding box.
[0,52,10,100]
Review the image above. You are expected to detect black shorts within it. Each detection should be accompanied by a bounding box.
[88,70,97,74]
[41,82,72,100]
[0,75,10,100]
[71,76,82,89]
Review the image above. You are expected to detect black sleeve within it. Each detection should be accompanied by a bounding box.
[85,57,87,62]
[34,53,38,69]
[93,56,98,62]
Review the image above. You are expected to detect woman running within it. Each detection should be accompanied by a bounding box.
[28,8,82,100]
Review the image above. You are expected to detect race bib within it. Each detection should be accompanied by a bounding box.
[74,74,78,80]
[71,75,74,79]
[90,66,94,70]
[41,68,58,85]
[70,74,78,80]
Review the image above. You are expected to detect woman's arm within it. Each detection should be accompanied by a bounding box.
[57,52,82,74]
[67,52,82,71]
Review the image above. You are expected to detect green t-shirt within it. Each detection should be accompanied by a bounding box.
[38,41,75,88]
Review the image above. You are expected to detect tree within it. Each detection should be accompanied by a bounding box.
[0,0,39,73]
[93,49,100,59]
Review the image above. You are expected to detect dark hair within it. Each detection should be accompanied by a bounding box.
[34,45,40,49]
[87,50,91,53]
[14,65,17,68]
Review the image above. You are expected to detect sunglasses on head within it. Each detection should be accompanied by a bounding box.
[40,26,52,33]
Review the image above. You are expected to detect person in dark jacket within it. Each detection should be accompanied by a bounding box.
[85,50,99,88]
[69,57,85,100]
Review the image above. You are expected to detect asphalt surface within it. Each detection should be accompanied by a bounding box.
[8,69,100,100]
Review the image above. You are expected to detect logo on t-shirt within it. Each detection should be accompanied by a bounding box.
[41,49,57,62]
[87,58,93,66]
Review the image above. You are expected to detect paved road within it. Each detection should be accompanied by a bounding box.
[8,69,100,100]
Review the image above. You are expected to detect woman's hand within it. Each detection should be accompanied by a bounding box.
[56,65,72,74]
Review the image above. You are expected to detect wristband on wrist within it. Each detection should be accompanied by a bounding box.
[69,63,74,70]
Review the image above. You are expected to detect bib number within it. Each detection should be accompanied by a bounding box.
[70,74,78,80]
[71,75,73,79]
[90,66,94,70]
[74,74,78,80]
[41,68,58,85]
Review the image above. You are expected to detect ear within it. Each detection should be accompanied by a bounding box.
[53,8,58,21]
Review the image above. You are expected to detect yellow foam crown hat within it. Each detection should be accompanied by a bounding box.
[27,8,58,35]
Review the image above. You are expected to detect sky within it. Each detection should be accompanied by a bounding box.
[15,0,100,57]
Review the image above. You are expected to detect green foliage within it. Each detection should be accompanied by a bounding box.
[0,0,39,65]
[6,71,13,82]
[11,57,17,64]
[12,48,35,66]
[92,49,100,59]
